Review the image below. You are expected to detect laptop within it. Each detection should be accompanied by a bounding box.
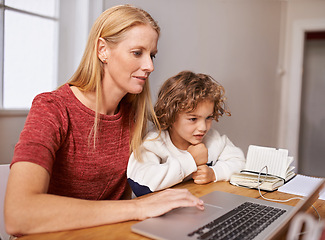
[131,179,325,240]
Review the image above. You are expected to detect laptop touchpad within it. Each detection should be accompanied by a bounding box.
[160,204,223,221]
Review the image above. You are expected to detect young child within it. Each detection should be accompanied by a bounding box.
[127,71,245,197]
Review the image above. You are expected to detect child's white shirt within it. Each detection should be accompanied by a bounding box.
[127,128,246,196]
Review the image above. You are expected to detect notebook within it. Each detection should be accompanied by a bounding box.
[131,179,325,240]
[230,145,296,191]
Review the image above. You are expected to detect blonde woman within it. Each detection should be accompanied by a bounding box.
[5,5,203,237]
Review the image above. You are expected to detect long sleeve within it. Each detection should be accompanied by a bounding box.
[127,131,197,197]
[205,129,246,181]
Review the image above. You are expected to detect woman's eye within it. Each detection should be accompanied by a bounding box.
[150,54,156,60]
[132,51,142,57]
[207,116,213,120]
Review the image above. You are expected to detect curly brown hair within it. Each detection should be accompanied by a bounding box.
[154,71,230,130]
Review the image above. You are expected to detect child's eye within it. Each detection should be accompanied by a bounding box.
[207,116,214,120]
[189,118,197,122]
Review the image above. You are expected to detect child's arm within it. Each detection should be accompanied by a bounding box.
[208,133,246,181]
[188,143,214,184]
[187,143,208,166]
[127,151,197,196]
[193,129,246,184]
[127,132,197,197]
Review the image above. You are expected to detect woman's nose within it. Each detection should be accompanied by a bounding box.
[142,55,154,73]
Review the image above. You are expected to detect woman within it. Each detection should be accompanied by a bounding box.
[4,5,204,236]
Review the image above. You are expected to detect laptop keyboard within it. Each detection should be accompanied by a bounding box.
[187,201,286,240]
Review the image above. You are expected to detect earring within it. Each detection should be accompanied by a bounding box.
[102,58,107,63]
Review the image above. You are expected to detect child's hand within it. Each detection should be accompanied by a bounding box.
[187,143,208,166]
[192,165,216,184]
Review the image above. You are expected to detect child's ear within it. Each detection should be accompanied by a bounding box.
[97,37,109,63]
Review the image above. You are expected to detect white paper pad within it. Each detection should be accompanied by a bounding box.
[278,174,325,200]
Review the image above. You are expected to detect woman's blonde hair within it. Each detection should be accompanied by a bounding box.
[155,71,230,130]
[67,4,161,158]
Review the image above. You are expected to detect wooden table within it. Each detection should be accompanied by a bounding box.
[18,180,325,240]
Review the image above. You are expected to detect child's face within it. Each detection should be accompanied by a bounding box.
[169,100,214,150]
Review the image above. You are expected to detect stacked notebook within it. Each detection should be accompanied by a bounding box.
[230,145,296,191]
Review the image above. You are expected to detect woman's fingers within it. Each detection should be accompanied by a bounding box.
[135,189,204,220]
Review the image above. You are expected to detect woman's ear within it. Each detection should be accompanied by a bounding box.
[97,37,109,63]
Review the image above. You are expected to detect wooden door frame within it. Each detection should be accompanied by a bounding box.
[279,19,325,170]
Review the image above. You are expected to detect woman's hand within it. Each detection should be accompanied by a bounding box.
[192,165,216,184]
[134,188,204,220]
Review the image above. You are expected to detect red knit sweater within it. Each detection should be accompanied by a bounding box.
[12,84,131,200]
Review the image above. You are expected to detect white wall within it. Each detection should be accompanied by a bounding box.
[105,0,283,154]
[58,0,104,85]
